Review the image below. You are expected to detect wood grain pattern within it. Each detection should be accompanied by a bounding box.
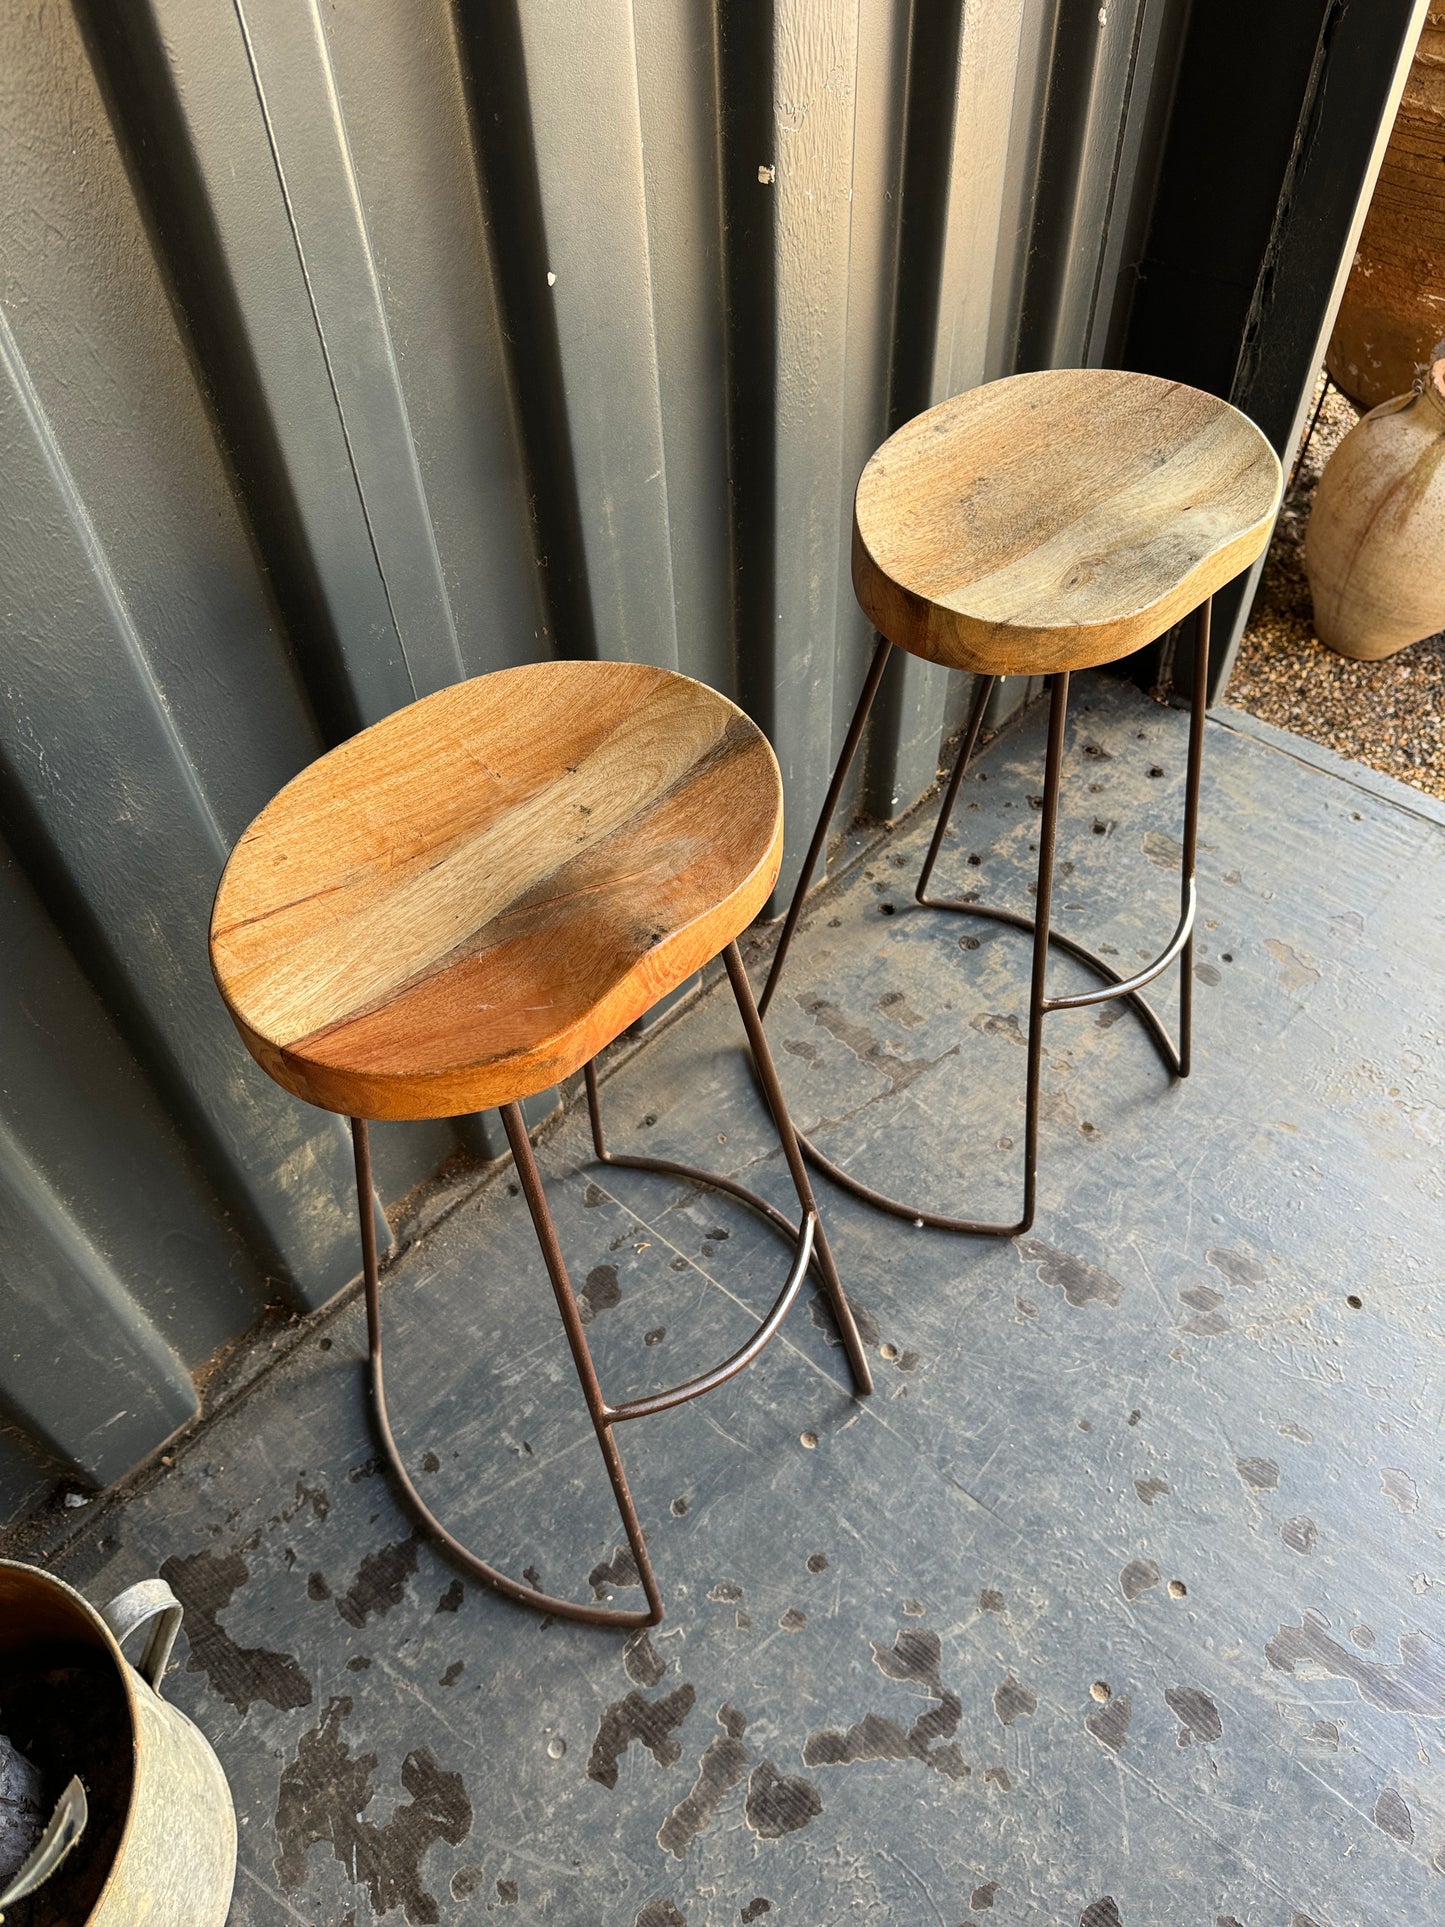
[1326,13,1445,409]
[853,369,1283,676]
[211,663,783,1119]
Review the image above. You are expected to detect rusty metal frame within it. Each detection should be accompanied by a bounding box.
[757,600,1212,1236]
[351,940,872,1630]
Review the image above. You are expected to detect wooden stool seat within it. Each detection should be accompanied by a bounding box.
[211,662,783,1121]
[853,368,1281,677]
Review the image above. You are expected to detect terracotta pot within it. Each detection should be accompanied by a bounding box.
[1326,10,1445,410]
[1304,356,1445,661]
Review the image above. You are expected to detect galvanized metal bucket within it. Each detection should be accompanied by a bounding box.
[0,1560,235,1925]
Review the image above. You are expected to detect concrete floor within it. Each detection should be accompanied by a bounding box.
[23,673,1445,1926]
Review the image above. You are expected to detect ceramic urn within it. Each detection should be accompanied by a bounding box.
[1304,353,1445,662]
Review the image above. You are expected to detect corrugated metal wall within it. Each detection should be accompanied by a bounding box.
[0,0,1422,1517]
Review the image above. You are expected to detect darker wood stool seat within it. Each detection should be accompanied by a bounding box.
[212,661,872,1627]
[760,368,1283,1234]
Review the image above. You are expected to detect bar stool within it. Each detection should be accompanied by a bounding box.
[210,662,872,1628]
[759,368,1282,1235]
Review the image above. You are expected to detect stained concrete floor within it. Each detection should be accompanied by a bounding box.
[23,673,1445,1927]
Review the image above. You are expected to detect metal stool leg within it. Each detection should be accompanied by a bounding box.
[353,934,873,1626]
[1177,596,1210,1078]
[580,946,872,1394]
[722,943,873,1395]
[768,675,1069,1236]
[915,672,997,903]
[759,600,1215,1234]
[501,1107,665,1624]
[354,1114,663,1628]
[759,636,893,1020]
[1020,673,1069,1232]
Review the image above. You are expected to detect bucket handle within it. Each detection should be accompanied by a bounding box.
[99,1578,184,1694]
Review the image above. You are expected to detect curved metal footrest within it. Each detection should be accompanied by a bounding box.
[605,1213,814,1423]
[791,1124,1027,1236]
[583,983,874,1401]
[785,893,1188,1235]
[760,608,1213,1245]
[365,1346,659,1629]
[364,1195,815,1625]
[916,892,1186,1075]
[355,1116,664,1629]
[582,1062,854,1410]
[586,1096,836,1287]
[349,937,868,1630]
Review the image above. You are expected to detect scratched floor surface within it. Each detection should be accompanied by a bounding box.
[24,673,1445,1927]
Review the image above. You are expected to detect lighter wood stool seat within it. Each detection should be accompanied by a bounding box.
[212,661,872,1628]
[760,368,1282,1234]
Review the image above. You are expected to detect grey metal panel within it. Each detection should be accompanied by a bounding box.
[0,0,369,1322]
[0,317,363,1298]
[0,1113,195,1485]
[118,0,416,728]
[318,2,550,678]
[0,844,265,1369]
[233,0,467,700]
[0,842,253,1487]
[1013,0,1156,370]
[833,0,918,817]
[516,0,681,671]
[984,0,1057,377]
[0,0,1402,1508]
[0,838,213,1485]
[0,0,323,845]
[754,0,866,888]
[633,0,736,698]
[1080,0,1194,367]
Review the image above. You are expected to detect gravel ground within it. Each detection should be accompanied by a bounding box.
[1227,374,1445,801]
